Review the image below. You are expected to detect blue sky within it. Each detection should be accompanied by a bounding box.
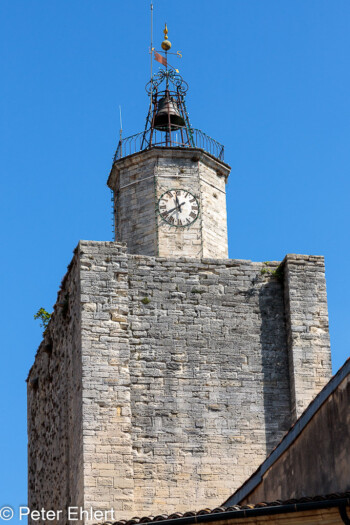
[1,0,350,521]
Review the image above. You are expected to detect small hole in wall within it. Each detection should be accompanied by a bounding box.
[213,192,218,199]
[29,378,39,392]
[43,340,53,356]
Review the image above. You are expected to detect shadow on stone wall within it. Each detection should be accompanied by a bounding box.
[259,278,292,453]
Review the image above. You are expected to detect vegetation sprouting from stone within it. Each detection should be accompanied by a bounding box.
[260,262,284,283]
[34,308,51,333]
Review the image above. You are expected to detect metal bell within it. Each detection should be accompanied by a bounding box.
[154,95,186,131]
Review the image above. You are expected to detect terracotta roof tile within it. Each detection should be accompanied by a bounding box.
[92,491,350,525]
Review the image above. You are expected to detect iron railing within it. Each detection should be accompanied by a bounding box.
[113,128,224,163]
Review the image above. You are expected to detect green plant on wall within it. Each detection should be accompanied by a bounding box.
[34,308,51,333]
[260,262,284,283]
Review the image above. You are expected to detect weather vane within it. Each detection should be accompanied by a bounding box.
[149,5,182,75]
[139,8,193,151]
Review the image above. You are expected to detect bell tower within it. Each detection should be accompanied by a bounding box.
[28,20,334,523]
[108,26,231,258]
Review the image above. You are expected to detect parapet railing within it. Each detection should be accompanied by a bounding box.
[113,128,224,163]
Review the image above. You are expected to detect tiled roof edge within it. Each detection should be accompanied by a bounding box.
[92,491,350,525]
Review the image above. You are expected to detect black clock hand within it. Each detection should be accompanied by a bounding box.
[166,205,179,214]
[166,202,186,214]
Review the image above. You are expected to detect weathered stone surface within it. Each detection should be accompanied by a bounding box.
[238,361,350,504]
[283,254,332,419]
[27,242,332,523]
[27,254,84,524]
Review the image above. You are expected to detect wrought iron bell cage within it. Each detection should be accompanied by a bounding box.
[113,69,224,162]
[141,69,195,150]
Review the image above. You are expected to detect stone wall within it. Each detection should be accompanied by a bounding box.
[27,242,332,522]
[283,254,332,419]
[198,157,228,258]
[111,154,158,257]
[79,242,133,517]
[27,253,83,524]
[125,253,290,513]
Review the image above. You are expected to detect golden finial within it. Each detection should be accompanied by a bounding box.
[161,23,172,51]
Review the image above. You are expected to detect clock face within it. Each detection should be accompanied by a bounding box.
[158,189,200,227]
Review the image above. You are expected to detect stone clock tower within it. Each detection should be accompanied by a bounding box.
[108,64,230,259]
[108,148,230,258]
[27,25,332,525]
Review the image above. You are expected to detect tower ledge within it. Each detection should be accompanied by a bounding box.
[108,146,231,188]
